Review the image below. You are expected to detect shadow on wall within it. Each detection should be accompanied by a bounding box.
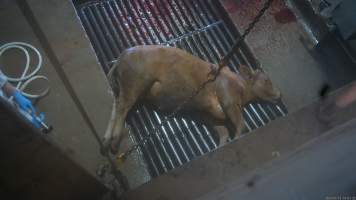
[311,32,356,90]
[0,98,107,200]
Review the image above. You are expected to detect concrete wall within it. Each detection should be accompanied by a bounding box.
[0,0,113,176]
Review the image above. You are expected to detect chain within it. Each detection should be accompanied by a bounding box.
[218,0,275,68]
[116,0,275,163]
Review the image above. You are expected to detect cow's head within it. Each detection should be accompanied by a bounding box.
[239,65,281,103]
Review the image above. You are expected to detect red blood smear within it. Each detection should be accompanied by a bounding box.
[223,0,239,13]
[140,0,173,38]
[117,0,173,43]
[154,0,174,36]
[117,4,142,43]
[222,0,292,28]
[273,8,296,24]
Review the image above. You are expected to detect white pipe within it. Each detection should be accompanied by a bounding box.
[0,42,49,99]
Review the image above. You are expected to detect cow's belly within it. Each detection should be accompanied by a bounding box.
[145,80,226,121]
[146,80,196,110]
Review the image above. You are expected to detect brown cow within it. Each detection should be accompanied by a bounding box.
[103,45,281,153]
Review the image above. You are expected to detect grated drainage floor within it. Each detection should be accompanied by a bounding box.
[75,0,287,178]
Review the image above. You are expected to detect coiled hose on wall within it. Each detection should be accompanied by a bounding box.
[0,42,49,99]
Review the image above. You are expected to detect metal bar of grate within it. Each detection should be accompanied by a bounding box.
[75,0,288,178]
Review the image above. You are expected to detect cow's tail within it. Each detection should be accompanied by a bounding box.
[107,61,120,97]
[103,61,120,149]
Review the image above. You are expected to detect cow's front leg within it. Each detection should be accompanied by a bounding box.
[224,104,244,139]
[213,125,230,147]
[203,103,230,146]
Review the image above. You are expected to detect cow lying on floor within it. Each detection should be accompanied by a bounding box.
[103,45,281,154]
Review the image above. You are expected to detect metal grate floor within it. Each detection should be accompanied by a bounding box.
[76,0,288,177]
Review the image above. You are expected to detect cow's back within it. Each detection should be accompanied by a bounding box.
[117,45,217,110]
[118,45,211,82]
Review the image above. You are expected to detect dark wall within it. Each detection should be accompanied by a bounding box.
[0,98,107,200]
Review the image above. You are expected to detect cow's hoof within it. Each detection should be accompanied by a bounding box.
[110,137,120,154]
[218,138,229,148]
[110,144,119,155]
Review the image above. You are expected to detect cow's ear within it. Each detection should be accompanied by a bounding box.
[239,65,254,80]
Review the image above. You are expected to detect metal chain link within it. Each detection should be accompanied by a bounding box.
[116,0,275,162]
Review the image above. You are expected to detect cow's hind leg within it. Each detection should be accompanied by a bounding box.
[102,92,134,155]
[109,79,156,154]
[102,100,118,155]
[109,94,134,154]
